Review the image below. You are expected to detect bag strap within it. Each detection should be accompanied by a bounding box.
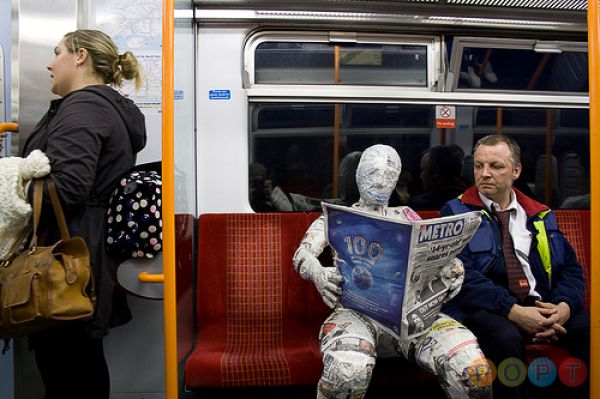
[46,179,70,240]
[31,179,42,247]
[30,179,70,246]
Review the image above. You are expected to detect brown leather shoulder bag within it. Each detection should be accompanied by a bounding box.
[0,179,96,338]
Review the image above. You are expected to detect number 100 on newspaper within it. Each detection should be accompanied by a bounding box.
[323,203,481,339]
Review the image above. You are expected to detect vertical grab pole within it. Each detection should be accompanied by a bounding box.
[544,109,554,206]
[495,107,502,134]
[588,4,599,399]
[332,45,341,198]
[161,0,177,398]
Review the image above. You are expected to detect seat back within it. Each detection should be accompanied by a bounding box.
[191,213,329,387]
[554,210,590,310]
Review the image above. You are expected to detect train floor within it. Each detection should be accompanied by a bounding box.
[185,383,448,399]
[186,384,589,399]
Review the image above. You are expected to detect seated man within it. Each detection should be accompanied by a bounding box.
[440,134,590,399]
[293,144,492,399]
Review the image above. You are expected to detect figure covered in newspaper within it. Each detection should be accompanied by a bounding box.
[293,145,492,399]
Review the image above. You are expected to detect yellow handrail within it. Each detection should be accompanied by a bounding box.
[588,4,599,399]
[0,122,18,133]
[137,272,165,283]
[161,0,177,398]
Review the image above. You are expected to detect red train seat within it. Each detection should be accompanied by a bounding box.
[184,213,329,388]
[183,210,590,392]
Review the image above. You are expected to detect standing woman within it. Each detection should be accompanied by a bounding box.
[21,30,147,399]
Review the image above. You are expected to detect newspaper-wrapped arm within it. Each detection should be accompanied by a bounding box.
[293,215,343,308]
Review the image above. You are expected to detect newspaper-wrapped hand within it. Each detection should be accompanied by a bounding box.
[298,256,343,308]
[440,258,464,302]
[315,267,344,308]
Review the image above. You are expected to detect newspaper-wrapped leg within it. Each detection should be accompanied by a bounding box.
[441,258,465,302]
[413,315,492,399]
[318,309,377,399]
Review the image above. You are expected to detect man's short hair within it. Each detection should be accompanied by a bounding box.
[474,134,521,165]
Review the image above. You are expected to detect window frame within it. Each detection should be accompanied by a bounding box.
[243,30,443,90]
[249,102,435,138]
[448,36,589,94]
[245,30,591,212]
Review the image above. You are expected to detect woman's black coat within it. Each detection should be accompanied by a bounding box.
[22,84,147,338]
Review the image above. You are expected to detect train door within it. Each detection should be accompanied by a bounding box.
[6,0,172,398]
[0,1,11,395]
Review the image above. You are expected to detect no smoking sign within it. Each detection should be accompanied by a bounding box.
[435,105,456,128]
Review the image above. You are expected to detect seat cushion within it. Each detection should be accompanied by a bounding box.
[184,320,323,388]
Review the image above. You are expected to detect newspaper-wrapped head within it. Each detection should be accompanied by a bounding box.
[356,144,401,206]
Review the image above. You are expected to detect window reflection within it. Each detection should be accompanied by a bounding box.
[458,47,588,92]
[249,103,590,212]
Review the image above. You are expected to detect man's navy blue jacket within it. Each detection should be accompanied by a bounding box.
[440,186,585,322]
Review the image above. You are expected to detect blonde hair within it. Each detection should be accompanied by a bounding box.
[63,29,143,90]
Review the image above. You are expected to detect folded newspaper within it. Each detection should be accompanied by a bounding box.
[323,203,481,340]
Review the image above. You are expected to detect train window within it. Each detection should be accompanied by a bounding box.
[449,37,588,93]
[348,104,432,128]
[249,102,431,212]
[255,104,335,129]
[249,103,590,212]
[245,32,441,89]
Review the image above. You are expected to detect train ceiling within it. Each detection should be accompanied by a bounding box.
[192,0,587,35]
[193,0,587,12]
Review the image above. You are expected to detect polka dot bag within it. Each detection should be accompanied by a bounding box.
[105,170,162,259]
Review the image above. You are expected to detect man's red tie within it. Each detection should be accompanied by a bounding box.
[496,210,530,302]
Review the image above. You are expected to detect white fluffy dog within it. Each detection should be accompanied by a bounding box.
[0,150,50,260]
